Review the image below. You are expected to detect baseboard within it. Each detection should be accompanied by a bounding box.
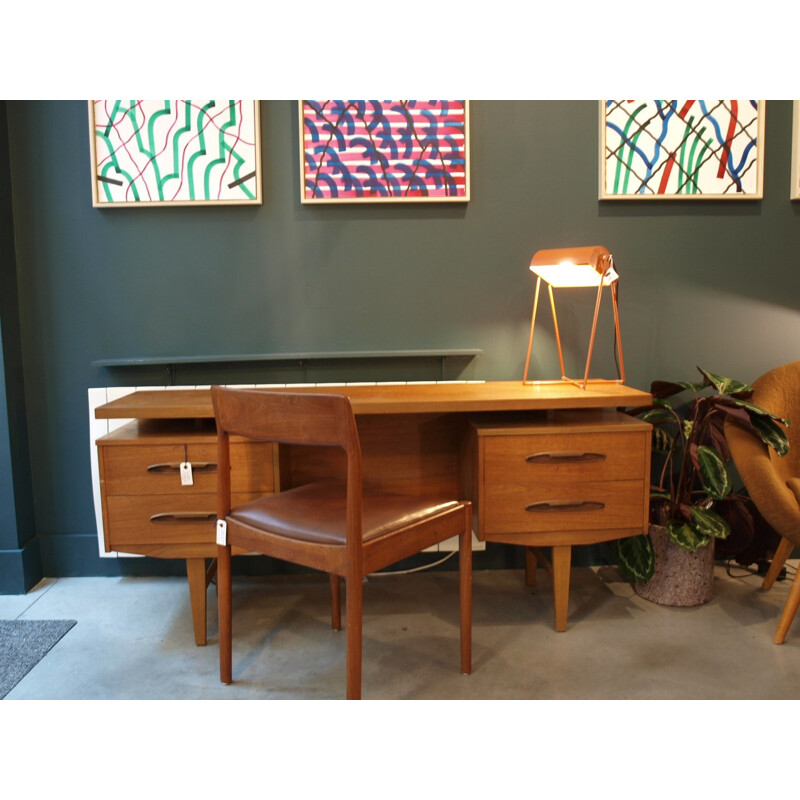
[0,539,42,594]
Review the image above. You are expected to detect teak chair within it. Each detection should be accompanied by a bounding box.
[211,386,472,699]
[725,361,800,644]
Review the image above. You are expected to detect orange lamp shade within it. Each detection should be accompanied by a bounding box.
[529,245,618,288]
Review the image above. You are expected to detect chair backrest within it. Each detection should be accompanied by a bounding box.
[212,386,360,454]
[212,386,366,556]
[726,361,800,545]
[749,360,800,481]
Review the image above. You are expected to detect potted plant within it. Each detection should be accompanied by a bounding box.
[615,367,790,605]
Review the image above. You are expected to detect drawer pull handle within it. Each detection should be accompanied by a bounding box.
[525,451,606,464]
[150,512,217,524]
[525,500,605,512]
[147,462,217,475]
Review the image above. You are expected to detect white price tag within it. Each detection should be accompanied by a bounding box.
[216,519,227,545]
[180,461,193,486]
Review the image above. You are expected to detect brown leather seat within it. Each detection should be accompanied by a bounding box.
[726,361,800,643]
[212,386,472,699]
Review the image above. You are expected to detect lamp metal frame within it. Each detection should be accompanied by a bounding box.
[522,248,625,390]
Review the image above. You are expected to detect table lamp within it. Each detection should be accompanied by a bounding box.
[522,245,625,389]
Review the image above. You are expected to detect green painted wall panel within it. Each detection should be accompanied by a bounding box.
[5,100,800,577]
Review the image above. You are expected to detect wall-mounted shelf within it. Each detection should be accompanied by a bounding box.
[91,349,483,383]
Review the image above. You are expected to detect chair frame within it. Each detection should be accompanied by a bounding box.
[212,386,472,699]
[725,361,800,644]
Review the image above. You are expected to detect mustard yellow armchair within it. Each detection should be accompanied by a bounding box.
[726,361,800,644]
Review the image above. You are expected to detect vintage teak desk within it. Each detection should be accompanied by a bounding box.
[94,381,652,643]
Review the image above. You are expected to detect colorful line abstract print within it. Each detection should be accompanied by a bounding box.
[301,101,469,202]
[603,101,762,198]
[91,100,260,205]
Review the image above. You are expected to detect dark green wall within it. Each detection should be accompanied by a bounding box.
[3,100,799,588]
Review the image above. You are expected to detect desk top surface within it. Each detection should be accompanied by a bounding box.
[95,381,652,419]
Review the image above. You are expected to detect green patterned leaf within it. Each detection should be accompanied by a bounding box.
[652,427,674,454]
[667,519,711,552]
[748,414,790,456]
[728,396,790,426]
[689,506,730,540]
[696,368,752,397]
[615,535,655,582]
[639,407,676,424]
[650,381,705,399]
[718,396,790,455]
[695,445,732,499]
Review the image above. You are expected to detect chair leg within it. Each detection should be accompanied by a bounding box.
[763,537,794,590]
[217,544,233,684]
[774,564,800,644]
[330,574,342,631]
[345,576,363,700]
[460,510,473,675]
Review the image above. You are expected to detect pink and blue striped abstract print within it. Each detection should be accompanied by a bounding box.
[301,101,469,202]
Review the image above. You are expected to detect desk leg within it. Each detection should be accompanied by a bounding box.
[186,558,208,646]
[552,546,571,633]
[525,547,538,587]
[525,546,554,588]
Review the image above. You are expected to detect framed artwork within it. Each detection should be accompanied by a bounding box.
[791,101,800,200]
[600,100,765,199]
[300,100,470,203]
[88,100,261,207]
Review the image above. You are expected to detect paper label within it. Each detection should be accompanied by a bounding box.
[180,461,193,486]
[216,519,227,545]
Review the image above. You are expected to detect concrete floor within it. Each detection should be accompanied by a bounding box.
[2,563,799,700]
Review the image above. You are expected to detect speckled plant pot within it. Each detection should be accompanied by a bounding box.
[634,524,715,607]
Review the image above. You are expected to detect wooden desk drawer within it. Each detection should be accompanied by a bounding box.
[472,411,651,542]
[483,478,645,535]
[106,492,259,547]
[102,441,274,496]
[482,430,645,485]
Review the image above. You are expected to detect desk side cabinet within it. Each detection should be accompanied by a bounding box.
[96,420,276,644]
[469,409,651,631]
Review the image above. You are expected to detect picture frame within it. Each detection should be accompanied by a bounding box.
[299,100,470,203]
[88,100,261,207]
[791,101,800,200]
[600,100,765,200]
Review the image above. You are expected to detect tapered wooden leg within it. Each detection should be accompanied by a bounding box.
[345,576,363,700]
[330,574,342,631]
[552,545,572,633]
[186,558,208,646]
[217,544,233,684]
[774,565,800,644]
[525,547,538,588]
[763,537,794,590]
[460,508,473,675]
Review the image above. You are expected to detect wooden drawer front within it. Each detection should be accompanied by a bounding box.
[483,478,645,535]
[229,442,276,493]
[106,492,256,547]
[483,430,646,485]
[102,441,274,496]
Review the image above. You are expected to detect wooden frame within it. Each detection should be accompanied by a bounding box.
[600,100,765,200]
[791,101,800,200]
[299,100,470,203]
[88,100,262,207]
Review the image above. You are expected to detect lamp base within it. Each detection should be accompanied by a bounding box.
[522,377,625,390]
